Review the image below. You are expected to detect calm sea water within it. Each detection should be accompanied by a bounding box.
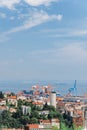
[0,80,87,96]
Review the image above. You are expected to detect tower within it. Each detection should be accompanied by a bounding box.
[50,91,56,108]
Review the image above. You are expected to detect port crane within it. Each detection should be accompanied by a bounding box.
[67,80,77,97]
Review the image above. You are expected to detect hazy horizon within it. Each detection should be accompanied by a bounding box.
[0,80,86,96]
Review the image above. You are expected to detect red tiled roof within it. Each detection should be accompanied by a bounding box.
[40,119,51,123]
[76,110,83,115]
[51,118,60,123]
[8,96,17,99]
[32,102,43,105]
[40,119,60,124]
[56,97,64,101]
[27,124,39,128]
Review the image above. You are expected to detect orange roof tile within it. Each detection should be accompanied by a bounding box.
[8,96,17,99]
[51,118,60,123]
[56,97,64,101]
[32,102,43,105]
[27,124,39,128]
[76,110,83,115]
[40,119,51,123]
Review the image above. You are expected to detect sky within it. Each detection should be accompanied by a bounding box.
[0,0,87,81]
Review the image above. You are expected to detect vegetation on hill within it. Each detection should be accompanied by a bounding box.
[0,100,63,129]
[0,93,83,130]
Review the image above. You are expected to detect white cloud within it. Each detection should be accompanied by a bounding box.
[51,28,87,38]
[57,14,63,21]
[29,44,87,65]
[10,16,15,20]
[0,0,21,9]
[72,30,87,36]
[51,14,63,21]
[0,12,6,18]
[0,0,59,9]
[59,45,87,63]
[24,44,87,80]
[24,0,58,6]
[4,10,62,34]
[0,9,62,43]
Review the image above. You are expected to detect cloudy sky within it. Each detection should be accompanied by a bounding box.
[0,0,87,80]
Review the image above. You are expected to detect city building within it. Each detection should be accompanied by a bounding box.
[21,105,31,115]
[0,99,6,106]
[25,118,60,130]
[50,91,56,108]
[7,96,17,107]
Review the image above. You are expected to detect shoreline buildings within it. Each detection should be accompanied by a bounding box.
[0,84,87,129]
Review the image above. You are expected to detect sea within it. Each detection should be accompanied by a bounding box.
[0,80,87,96]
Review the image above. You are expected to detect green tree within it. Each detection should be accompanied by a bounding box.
[53,126,59,130]
[48,111,54,119]
[30,111,39,119]
[30,117,38,124]
[18,100,24,108]
[19,116,30,125]
[60,122,72,130]
[48,105,56,111]
[12,108,23,118]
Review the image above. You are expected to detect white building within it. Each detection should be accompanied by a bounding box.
[17,95,27,100]
[7,96,17,107]
[21,105,31,115]
[0,99,6,106]
[50,91,56,108]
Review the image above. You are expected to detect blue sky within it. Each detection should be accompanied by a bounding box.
[0,0,87,80]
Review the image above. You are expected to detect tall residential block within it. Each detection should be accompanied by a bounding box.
[50,91,56,108]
